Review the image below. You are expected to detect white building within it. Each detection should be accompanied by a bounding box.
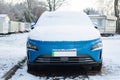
[89,15,117,35]
[0,14,10,34]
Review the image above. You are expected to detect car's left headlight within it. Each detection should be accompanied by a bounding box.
[27,42,38,51]
[91,42,103,50]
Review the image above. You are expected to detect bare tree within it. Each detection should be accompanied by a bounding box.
[26,0,47,22]
[46,0,66,11]
[47,0,52,11]
[114,0,120,34]
[95,0,114,15]
[83,8,99,15]
[0,0,47,22]
[26,0,33,22]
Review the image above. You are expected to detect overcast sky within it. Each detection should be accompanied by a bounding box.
[62,0,96,11]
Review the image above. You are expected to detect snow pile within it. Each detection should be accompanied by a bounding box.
[29,11,101,41]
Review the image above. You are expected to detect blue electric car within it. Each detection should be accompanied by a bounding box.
[27,11,103,72]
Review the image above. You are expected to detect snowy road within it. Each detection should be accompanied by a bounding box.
[0,33,120,80]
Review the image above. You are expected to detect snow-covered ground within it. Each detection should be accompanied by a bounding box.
[89,35,120,80]
[0,33,120,80]
[0,33,28,78]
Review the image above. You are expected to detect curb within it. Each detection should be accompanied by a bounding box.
[2,57,27,80]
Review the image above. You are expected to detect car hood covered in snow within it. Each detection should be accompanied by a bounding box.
[29,26,101,41]
[28,11,101,41]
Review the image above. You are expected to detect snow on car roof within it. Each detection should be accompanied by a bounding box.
[35,11,93,27]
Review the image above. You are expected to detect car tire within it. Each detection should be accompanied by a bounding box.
[27,63,38,73]
[27,64,33,73]
[92,62,102,72]
[27,63,43,73]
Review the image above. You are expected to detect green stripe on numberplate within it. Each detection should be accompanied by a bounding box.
[52,51,55,57]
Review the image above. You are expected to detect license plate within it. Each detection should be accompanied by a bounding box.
[52,49,77,57]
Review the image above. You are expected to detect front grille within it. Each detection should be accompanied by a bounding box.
[35,55,95,63]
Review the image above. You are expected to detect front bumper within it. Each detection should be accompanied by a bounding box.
[28,54,102,66]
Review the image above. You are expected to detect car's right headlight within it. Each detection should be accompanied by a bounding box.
[91,42,103,50]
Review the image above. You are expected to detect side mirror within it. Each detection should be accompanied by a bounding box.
[93,22,98,29]
[31,23,35,29]
[95,26,98,29]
